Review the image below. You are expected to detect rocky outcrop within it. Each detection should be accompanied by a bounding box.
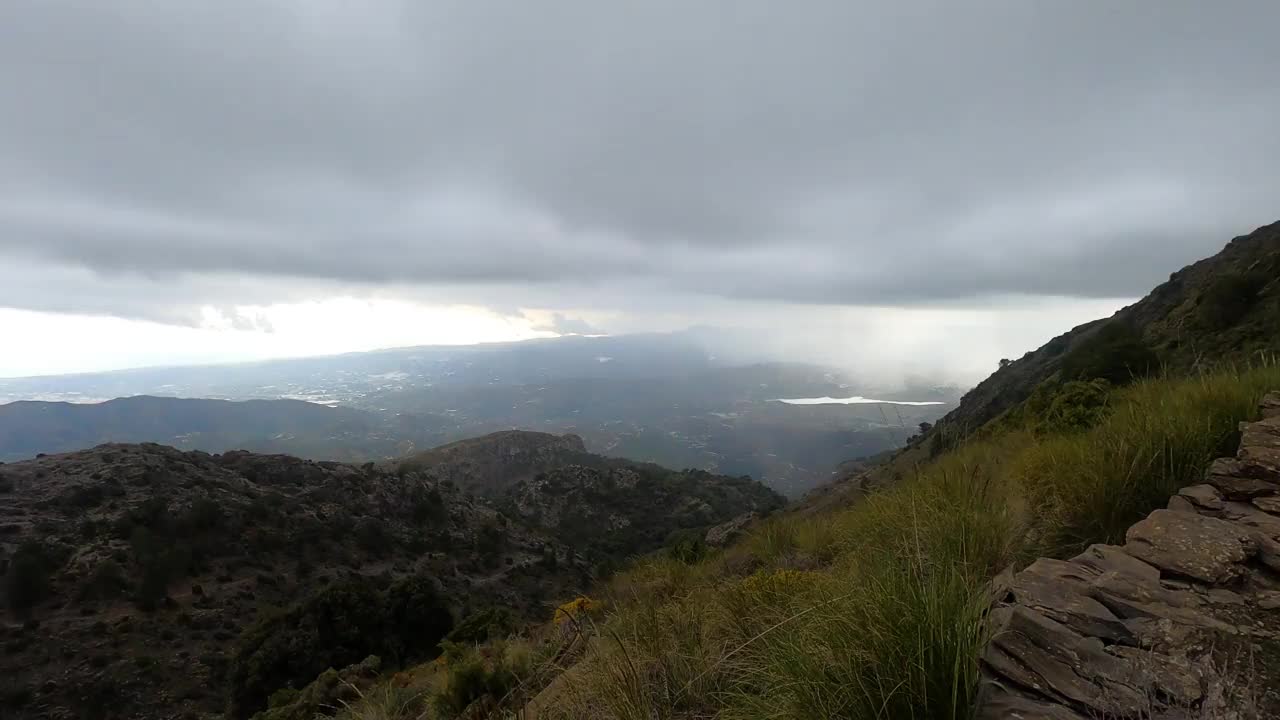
[704,512,758,547]
[977,393,1280,719]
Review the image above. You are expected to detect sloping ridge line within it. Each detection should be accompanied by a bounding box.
[976,392,1280,719]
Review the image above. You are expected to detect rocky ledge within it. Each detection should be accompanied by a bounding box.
[977,393,1280,719]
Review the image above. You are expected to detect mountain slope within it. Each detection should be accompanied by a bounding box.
[933,220,1280,440]
[0,434,782,719]
[396,430,593,496]
[399,430,787,565]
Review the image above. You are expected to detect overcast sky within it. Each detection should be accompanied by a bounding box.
[1,2,1277,379]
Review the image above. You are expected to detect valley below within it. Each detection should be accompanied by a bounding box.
[0,333,959,496]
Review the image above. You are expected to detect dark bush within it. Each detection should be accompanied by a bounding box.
[665,528,707,564]
[1061,322,1158,385]
[445,607,513,645]
[475,522,505,567]
[355,517,395,558]
[432,644,521,719]
[1038,380,1112,434]
[76,560,131,603]
[59,484,108,509]
[1198,269,1270,329]
[409,486,447,524]
[180,497,225,533]
[225,574,453,718]
[4,541,61,612]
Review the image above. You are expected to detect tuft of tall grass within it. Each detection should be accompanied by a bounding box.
[333,685,431,720]
[1016,365,1280,555]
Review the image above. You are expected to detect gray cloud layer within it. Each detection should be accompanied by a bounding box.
[1,1,1278,322]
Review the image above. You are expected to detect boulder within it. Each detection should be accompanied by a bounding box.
[1123,510,1255,584]
[1253,495,1280,515]
[1175,484,1223,512]
[1007,559,1133,643]
[1203,458,1280,498]
[1071,544,1159,583]
[984,606,1149,717]
[1261,392,1280,420]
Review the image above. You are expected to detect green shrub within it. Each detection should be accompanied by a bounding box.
[665,528,707,564]
[445,607,513,645]
[1038,379,1112,434]
[1199,269,1271,329]
[1061,321,1159,384]
[333,684,428,720]
[432,640,531,718]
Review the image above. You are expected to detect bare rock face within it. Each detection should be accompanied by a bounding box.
[976,396,1280,719]
[1123,510,1255,584]
[1261,392,1280,420]
[704,512,758,547]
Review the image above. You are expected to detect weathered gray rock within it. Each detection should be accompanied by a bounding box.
[985,606,1150,716]
[1262,392,1280,420]
[1254,495,1280,514]
[1123,510,1255,584]
[1204,458,1280,498]
[1176,483,1224,511]
[1008,559,1133,642]
[1216,500,1280,540]
[1072,543,1160,582]
[974,682,1090,720]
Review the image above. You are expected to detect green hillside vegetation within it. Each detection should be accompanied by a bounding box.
[328,362,1278,720]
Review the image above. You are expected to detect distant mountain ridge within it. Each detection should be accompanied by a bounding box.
[0,395,445,463]
[0,333,959,495]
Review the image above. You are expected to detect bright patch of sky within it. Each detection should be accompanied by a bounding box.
[776,397,947,406]
[0,299,555,377]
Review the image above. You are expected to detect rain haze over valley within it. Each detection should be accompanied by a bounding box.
[4,4,1280,720]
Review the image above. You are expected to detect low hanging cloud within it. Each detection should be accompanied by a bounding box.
[1,1,1278,326]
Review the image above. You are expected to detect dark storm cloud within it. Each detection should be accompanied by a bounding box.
[1,1,1278,319]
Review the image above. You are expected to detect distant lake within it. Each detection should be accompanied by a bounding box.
[776,396,946,406]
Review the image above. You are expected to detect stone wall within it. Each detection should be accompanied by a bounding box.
[977,392,1280,719]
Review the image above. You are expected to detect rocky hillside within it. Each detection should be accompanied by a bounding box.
[0,434,782,719]
[978,394,1280,718]
[395,430,593,497]
[933,221,1280,441]
[399,430,786,565]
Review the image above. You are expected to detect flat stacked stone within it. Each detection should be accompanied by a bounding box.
[976,393,1280,719]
